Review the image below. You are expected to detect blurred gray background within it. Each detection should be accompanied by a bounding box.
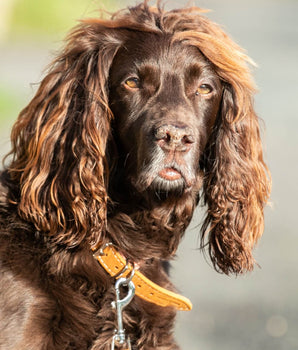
[0,0,297,349]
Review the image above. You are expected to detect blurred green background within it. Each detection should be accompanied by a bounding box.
[1,0,118,39]
[1,1,298,349]
[0,0,118,144]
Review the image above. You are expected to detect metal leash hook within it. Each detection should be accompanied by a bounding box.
[111,268,135,350]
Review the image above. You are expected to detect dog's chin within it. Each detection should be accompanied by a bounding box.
[131,175,187,200]
[146,168,190,200]
[150,176,186,197]
[131,166,196,199]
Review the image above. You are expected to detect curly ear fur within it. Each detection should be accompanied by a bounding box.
[169,12,271,274]
[6,22,123,248]
[201,78,271,275]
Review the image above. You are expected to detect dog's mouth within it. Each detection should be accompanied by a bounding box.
[130,154,197,196]
[158,167,182,181]
[147,165,190,197]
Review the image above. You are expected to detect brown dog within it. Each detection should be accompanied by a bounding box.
[0,2,270,349]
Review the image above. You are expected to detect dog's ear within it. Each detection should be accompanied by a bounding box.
[7,22,123,247]
[201,80,271,274]
[171,10,271,274]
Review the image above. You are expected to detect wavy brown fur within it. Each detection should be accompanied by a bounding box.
[0,2,270,349]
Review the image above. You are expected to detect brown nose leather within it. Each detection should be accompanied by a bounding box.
[155,125,194,151]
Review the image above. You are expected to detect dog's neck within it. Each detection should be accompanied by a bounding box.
[107,192,197,262]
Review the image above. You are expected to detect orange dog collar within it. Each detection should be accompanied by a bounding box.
[92,243,192,311]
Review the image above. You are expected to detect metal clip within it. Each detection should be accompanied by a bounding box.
[111,269,135,349]
[92,242,113,258]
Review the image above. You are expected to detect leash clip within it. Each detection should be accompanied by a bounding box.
[111,269,135,350]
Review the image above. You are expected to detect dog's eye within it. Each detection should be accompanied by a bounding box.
[125,77,140,89]
[195,84,213,95]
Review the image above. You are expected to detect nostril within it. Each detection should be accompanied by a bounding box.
[182,134,195,144]
[165,132,171,142]
[154,124,194,149]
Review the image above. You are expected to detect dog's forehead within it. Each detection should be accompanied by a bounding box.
[114,31,206,71]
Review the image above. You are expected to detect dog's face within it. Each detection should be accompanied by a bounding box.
[109,32,223,196]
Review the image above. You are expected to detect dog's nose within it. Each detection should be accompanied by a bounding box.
[154,125,194,151]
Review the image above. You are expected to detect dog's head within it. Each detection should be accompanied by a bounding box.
[6,3,270,273]
[109,33,222,197]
